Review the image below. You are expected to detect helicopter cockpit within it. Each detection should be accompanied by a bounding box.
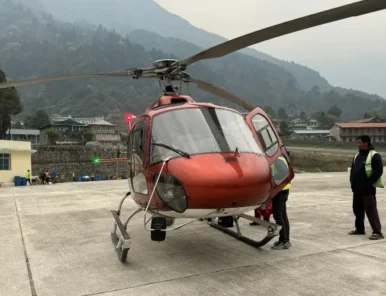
[150,107,263,165]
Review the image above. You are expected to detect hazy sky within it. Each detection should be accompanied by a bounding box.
[155,0,386,97]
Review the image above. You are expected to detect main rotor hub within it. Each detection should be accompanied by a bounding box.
[153,59,179,69]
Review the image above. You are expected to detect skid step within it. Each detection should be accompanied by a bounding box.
[209,214,280,248]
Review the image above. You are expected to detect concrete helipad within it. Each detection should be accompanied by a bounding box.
[1,172,386,296]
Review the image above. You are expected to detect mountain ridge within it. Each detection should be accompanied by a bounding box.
[33,0,383,100]
[1,0,386,123]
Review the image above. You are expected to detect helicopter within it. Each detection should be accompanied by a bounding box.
[1,0,385,262]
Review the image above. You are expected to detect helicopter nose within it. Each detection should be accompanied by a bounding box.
[166,153,272,209]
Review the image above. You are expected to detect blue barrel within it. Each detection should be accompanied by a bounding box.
[14,176,21,187]
[20,177,26,186]
[77,176,82,182]
[101,176,105,181]
[96,175,101,181]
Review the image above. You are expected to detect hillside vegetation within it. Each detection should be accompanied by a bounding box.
[1,0,386,121]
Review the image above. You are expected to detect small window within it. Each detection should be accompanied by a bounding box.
[129,120,146,162]
[131,170,148,195]
[251,114,279,157]
[271,157,290,185]
[0,154,11,170]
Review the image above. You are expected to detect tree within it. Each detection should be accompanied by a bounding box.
[83,131,95,144]
[278,107,288,119]
[313,111,336,129]
[46,129,59,145]
[327,105,343,118]
[263,106,276,118]
[0,69,23,139]
[279,121,290,135]
[24,110,51,129]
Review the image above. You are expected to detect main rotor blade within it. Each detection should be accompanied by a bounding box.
[181,0,386,66]
[0,71,156,89]
[190,77,255,111]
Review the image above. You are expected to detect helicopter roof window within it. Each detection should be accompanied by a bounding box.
[150,107,263,164]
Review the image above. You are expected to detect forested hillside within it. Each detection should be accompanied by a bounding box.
[35,0,386,98]
[34,0,333,92]
[1,0,386,122]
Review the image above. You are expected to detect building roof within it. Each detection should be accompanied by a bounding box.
[291,130,329,134]
[335,123,386,128]
[291,118,318,123]
[87,120,115,126]
[40,119,85,129]
[7,129,40,135]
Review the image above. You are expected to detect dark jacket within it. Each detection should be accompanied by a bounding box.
[350,144,383,195]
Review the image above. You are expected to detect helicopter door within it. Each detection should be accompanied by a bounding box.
[245,107,294,198]
[127,119,149,197]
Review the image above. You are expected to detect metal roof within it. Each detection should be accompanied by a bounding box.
[291,130,329,134]
[87,120,115,126]
[7,129,40,135]
[335,123,386,128]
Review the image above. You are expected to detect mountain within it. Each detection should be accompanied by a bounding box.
[1,0,386,123]
[34,0,344,94]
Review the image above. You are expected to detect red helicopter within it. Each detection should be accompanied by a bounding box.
[1,0,385,262]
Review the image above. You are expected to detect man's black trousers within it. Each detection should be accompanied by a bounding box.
[353,193,382,234]
[272,189,290,243]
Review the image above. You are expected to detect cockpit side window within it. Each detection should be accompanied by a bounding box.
[251,114,279,157]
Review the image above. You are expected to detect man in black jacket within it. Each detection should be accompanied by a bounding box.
[349,135,384,240]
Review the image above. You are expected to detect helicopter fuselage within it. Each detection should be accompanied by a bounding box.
[127,95,292,219]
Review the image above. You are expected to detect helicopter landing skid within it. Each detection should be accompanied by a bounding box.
[208,214,281,248]
[110,192,143,263]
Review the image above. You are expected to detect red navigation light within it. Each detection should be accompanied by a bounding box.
[125,114,133,122]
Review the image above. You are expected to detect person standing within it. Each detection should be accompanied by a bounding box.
[50,169,57,184]
[349,135,384,240]
[25,170,31,185]
[45,170,50,184]
[249,202,273,226]
[269,152,292,250]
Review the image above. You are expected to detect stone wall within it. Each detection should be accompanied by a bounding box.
[32,145,128,182]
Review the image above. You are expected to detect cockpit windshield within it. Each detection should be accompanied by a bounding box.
[151,107,263,164]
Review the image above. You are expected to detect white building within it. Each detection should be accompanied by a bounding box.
[74,116,105,124]
[87,120,120,145]
[330,123,386,142]
[290,118,319,130]
[51,114,105,124]
[6,129,40,144]
[0,140,33,185]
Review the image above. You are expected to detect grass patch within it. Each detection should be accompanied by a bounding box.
[290,151,352,172]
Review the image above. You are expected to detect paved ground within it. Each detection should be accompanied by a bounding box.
[1,172,386,296]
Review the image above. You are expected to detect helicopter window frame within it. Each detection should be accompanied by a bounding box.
[251,114,279,157]
[129,119,149,195]
[131,120,146,163]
